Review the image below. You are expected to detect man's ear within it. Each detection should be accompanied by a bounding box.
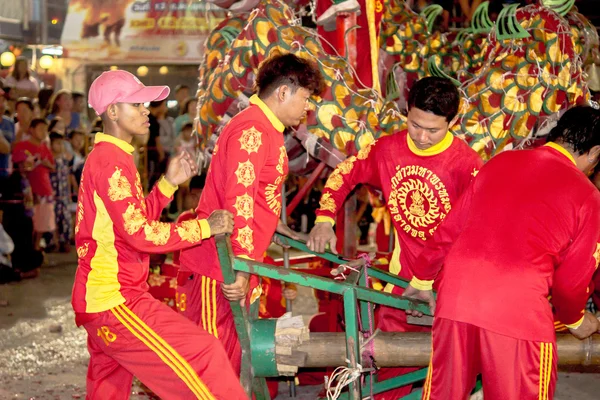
[277,85,290,102]
[588,145,600,163]
[107,104,118,121]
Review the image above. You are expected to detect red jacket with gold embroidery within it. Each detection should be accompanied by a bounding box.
[179,95,288,282]
[410,144,600,342]
[71,133,211,326]
[315,131,482,289]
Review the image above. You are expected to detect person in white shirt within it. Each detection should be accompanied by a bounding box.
[5,58,39,101]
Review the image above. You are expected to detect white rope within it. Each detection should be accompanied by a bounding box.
[325,360,365,400]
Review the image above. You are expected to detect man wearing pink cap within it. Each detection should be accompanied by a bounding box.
[71,69,247,399]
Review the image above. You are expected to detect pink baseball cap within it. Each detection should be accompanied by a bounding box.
[88,70,170,115]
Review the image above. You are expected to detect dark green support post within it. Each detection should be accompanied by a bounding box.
[358,273,373,330]
[343,288,362,399]
[215,234,269,398]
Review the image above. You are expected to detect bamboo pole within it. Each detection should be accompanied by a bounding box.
[292,332,600,368]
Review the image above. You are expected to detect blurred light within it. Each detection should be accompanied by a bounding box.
[110,65,118,71]
[0,51,16,67]
[159,66,169,75]
[41,47,63,56]
[39,55,54,70]
[51,18,59,25]
[137,65,149,77]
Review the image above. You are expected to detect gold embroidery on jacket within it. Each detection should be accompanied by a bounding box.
[176,220,202,243]
[77,243,89,258]
[236,225,255,253]
[325,171,344,191]
[265,182,282,216]
[108,167,133,201]
[276,146,287,175]
[357,143,373,160]
[75,202,84,234]
[235,160,256,188]
[239,127,263,154]
[337,156,356,175]
[144,221,171,245]
[234,193,254,220]
[123,203,147,235]
[319,192,336,213]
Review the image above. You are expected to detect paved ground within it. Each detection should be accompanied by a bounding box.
[0,251,599,399]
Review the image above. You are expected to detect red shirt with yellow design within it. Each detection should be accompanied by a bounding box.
[179,95,288,282]
[71,133,211,326]
[410,143,600,342]
[315,130,482,287]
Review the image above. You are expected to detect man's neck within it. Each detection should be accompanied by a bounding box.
[260,96,282,122]
[551,140,578,159]
[107,130,133,144]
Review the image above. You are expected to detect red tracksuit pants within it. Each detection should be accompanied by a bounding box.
[83,292,247,400]
[374,285,431,399]
[423,318,557,400]
[177,271,243,375]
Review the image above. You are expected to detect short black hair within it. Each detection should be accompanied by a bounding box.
[255,53,325,97]
[69,130,85,139]
[30,118,48,129]
[175,85,190,93]
[16,97,34,111]
[190,174,206,190]
[181,97,197,116]
[547,105,600,155]
[182,122,194,131]
[149,99,166,108]
[49,132,64,142]
[72,91,85,101]
[407,77,460,122]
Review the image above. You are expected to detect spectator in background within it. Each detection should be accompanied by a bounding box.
[72,91,90,131]
[173,97,198,136]
[0,220,20,283]
[168,84,190,118]
[49,132,73,253]
[0,89,15,182]
[1,151,43,278]
[174,122,197,213]
[12,119,56,251]
[32,99,42,118]
[38,87,54,114]
[147,99,169,189]
[48,117,67,137]
[47,90,81,133]
[175,121,197,159]
[184,174,206,212]
[48,117,70,157]
[4,57,39,101]
[69,130,86,184]
[14,97,34,142]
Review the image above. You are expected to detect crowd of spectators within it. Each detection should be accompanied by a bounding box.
[0,61,205,283]
[0,57,94,282]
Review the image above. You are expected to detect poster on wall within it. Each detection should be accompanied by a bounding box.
[60,0,227,63]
